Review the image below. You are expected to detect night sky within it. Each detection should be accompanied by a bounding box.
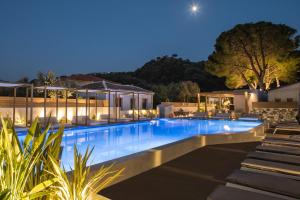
[1,0,300,81]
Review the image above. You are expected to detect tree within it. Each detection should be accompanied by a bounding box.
[152,81,200,104]
[205,22,300,91]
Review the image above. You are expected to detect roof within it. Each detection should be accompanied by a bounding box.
[0,81,32,88]
[34,85,68,90]
[60,74,104,82]
[80,80,154,94]
[269,82,300,93]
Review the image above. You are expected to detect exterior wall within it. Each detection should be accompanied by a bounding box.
[160,102,198,113]
[233,94,245,113]
[233,92,258,113]
[268,83,300,102]
[252,102,298,124]
[0,96,108,125]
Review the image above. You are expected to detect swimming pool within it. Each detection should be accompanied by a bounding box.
[20,119,261,169]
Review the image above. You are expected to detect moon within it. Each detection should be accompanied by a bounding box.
[190,3,200,14]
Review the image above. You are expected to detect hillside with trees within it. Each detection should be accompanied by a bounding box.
[90,55,227,104]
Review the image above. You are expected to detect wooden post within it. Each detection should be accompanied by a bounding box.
[65,90,68,124]
[44,86,47,127]
[204,96,208,112]
[197,93,200,112]
[108,91,111,123]
[132,92,135,121]
[115,91,117,122]
[95,93,98,121]
[12,87,17,126]
[118,93,121,121]
[151,94,154,109]
[30,85,34,125]
[56,90,59,120]
[137,93,140,120]
[75,90,78,125]
[25,87,28,127]
[85,89,88,126]
[219,97,222,113]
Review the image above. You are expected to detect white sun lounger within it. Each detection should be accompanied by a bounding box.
[241,158,300,180]
[207,185,285,200]
[247,151,300,166]
[226,170,300,200]
[256,144,300,156]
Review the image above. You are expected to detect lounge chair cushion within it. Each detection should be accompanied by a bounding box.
[242,158,300,176]
[207,185,285,200]
[38,117,58,125]
[256,144,300,156]
[247,151,300,165]
[226,170,300,199]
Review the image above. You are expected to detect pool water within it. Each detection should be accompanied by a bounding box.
[20,119,261,170]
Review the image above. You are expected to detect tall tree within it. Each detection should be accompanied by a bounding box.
[205,22,300,91]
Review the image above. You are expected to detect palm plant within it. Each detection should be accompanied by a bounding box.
[0,117,123,200]
[48,146,124,200]
[0,118,59,199]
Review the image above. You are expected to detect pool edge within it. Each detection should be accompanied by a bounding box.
[86,124,265,191]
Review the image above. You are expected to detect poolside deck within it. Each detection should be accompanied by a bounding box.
[100,142,259,200]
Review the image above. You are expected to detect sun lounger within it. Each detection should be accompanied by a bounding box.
[226,170,300,199]
[238,113,261,121]
[256,144,300,156]
[193,112,208,118]
[273,124,300,134]
[71,116,103,126]
[263,138,300,148]
[38,117,58,125]
[207,185,285,200]
[265,134,300,142]
[211,113,231,119]
[241,158,300,179]
[247,151,300,166]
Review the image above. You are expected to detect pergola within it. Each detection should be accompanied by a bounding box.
[197,91,235,112]
[34,85,70,126]
[0,80,154,127]
[0,81,33,126]
[81,80,154,124]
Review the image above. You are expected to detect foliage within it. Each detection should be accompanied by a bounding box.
[205,21,300,91]
[91,55,221,105]
[0,117,123,200]
[152,81,200,104]
[48,146,124,200]
[0,118,59,200]
[36,71,59,98]
[35,71,74,99]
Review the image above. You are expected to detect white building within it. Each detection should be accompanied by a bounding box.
[268,82,300,103]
